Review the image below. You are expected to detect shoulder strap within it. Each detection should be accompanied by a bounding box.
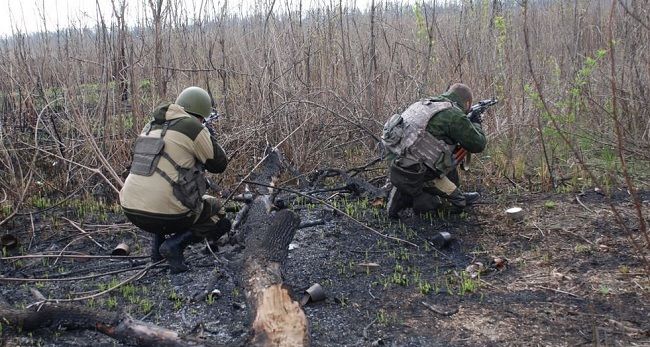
[155,118,189,182]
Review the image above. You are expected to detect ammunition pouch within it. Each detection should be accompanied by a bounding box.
[164,163,207,214]
[130,136,165,176]
[381,113,405,155]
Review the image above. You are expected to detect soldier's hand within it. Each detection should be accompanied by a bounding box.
[204,122,217,138]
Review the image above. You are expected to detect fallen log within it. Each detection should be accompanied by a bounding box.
[242,209,307,346]
[236,147,309,346]
[0,302,208,346]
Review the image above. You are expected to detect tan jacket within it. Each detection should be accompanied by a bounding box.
[120,103,227,218]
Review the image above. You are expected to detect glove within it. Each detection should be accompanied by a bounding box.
[468,111,483,124]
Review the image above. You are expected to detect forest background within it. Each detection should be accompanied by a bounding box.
[0,0,648,254]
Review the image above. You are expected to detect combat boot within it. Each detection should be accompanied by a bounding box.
[413,193,443,215]
[447,189,480,209]
[150,233,165,262]
[387,187,412,219]
[159,231,194,273]
[204,218,232,253]
[213,218,232,241]
[463,192,481,205]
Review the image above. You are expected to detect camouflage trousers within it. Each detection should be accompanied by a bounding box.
[388,158,459,213]
[123,195,227,240]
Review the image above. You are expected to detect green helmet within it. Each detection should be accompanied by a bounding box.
[175,86,212,118]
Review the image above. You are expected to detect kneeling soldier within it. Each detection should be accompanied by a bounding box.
[382,83,487,218]
[120,86,229,273]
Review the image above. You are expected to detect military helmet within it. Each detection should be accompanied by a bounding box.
[175,86,212,119]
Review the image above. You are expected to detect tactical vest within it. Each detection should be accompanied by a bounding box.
[129,120,207,215]
[382,99,456,173]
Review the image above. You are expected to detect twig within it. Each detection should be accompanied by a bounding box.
[243,180,418,247]
[26,260,165,308]
[531,222,545,237]
[1,254,148,261]
[575,195,595,213]
[616,0,650,31]
[536,285,581,298]
[61,217,108,251]
[421,301,458,316]
[223,114,316,206]
[368,282,376,300]
[28,213,35,250]
[306,185,349,195]
[0,263,156,283]
[362,318,377,340]
[347,157,382,177]
[16,175,96,216]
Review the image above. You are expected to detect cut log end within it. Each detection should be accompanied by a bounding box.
[250,285,309,347]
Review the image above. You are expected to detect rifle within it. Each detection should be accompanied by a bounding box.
[453,98,498,170]
[468,98,498,124]
[203,110,221,137]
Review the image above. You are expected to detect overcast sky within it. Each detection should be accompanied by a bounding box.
[0,0,399,37]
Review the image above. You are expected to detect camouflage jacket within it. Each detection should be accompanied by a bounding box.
[426,91,487,154]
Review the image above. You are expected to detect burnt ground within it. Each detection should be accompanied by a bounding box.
[1,183,649,346]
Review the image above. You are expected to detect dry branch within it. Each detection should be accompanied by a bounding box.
[0,302,208,346]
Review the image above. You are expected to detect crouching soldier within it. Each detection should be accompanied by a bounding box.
[382,83,487,218]
[120,86,230,273]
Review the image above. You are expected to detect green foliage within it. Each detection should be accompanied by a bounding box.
[169,290,183,310]
[139,79,152,92]
[598,285,610,295]
[106,296,118,310]
[376,309,389,325]
[413,4,428,42]
[544,201,557,209]
[139,298,153,314]
[574,244,592,254]
[31,196,53,209]
[0,202,12,217]
[458,271,479,295]
[121,113,134,130]
[206,293,216,305]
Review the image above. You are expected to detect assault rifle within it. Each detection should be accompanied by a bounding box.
[453,98,498,170]
[468,98,498,124]
[203,110,221,137]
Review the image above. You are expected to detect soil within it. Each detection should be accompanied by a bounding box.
[1,181,649,346]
